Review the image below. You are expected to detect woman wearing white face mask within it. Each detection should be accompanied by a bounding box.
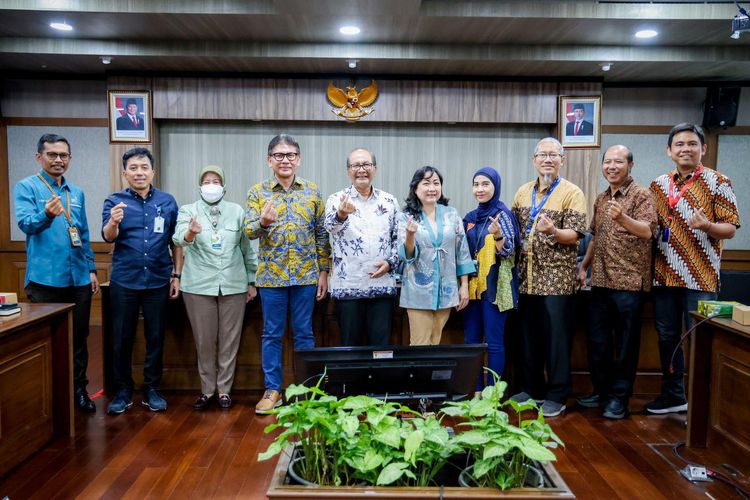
[173,165,258,410]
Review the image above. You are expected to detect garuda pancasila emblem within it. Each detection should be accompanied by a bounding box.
[327,81,378,121]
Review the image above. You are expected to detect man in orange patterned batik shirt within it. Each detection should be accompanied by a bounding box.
[647,123,740,415]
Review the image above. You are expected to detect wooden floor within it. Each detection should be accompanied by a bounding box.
[1,329,748,499]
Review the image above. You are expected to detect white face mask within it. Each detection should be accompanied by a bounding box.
[200,183,224,203]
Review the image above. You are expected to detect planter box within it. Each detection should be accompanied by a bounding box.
[266,445,575,499]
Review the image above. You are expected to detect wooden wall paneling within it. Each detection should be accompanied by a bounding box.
[151,77,558,124]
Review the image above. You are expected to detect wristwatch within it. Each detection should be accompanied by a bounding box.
[171,273,181,279]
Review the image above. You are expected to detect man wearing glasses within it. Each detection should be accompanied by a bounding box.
[14,133,99,413]
[324,148,400,347]
[509,137,587,418]
[243,134,330,414]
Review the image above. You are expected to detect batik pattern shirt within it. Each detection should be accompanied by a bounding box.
[243,176,330,287]
[512,177,587,296]
[650,167,740,292]
[397,205,475,310]
[324,186,400,299]
[590,177,657,291]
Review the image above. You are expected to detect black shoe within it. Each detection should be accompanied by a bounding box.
[74,387,96,413]
[576,393,603,408]
[644,395,687,414]
[193,393,214,410]
[218,394,232,409]
[602,398,627,420]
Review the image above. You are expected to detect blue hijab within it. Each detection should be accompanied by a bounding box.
[464,167,521,253]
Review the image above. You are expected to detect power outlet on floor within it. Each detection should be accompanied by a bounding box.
[680,465,711,482]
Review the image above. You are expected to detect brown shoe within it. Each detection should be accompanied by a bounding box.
[255,390,282,414]
[218,394,232,409]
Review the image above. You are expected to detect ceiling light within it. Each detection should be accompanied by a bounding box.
[100,56,112,65]
[49,21,73,31]
[339,26,361,36]
[347,59,358,69]
[600,62,613,72]
[634,29,658,39]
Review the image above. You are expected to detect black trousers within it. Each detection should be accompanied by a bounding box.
[337,297,394,346]
[25,281,93,391]
[586,287,644,402]
[518,293,574,404]
[109,282,169,392]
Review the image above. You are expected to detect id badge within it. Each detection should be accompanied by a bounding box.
[662,227,670,243]
[154,216,165,234]
[210,232,223,250]
[68,227,82,247]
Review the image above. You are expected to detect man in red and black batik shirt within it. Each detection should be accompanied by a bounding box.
[647,123,740,415]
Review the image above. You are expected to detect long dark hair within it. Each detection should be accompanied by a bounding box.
[403,166,449,220]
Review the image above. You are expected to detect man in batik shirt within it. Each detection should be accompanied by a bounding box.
[646,123,739,415]
[324,148,399,347]
[244,134,330,414]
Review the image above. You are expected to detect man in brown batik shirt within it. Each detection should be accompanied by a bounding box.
[578,145,657,419]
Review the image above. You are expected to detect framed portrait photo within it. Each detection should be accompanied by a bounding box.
[108,90,152,143]
[559,95,601,149]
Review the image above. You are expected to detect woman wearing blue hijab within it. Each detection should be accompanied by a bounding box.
[463,167,521,389]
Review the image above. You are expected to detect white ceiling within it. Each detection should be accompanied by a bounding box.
[1,0,749,82]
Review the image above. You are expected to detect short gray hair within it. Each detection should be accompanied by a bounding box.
[346,147,377,168]
[534,137,564,156]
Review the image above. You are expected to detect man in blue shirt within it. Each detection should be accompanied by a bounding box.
[102,147,181,415]
[14,133,99,413]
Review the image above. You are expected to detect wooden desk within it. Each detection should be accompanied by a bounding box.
[687,312,750,472]
[0,302,74,476]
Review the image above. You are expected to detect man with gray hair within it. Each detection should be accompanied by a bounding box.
[324,148,400,346]
[577,145,657,419]
[510,137,587,417]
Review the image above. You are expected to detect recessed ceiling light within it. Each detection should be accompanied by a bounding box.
[347,59,358,69]
[49,21,73,31]
[100,56,112,65]
[634,29,658,39]
[339,26,361,36]
[600,62,613,72]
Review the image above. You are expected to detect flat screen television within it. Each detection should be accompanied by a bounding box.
[293,344,487,409]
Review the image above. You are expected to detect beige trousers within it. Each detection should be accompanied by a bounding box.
[183,292,246,395]
[407,308,451,345]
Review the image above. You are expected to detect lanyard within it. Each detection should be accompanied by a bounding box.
[470,216,492,259]
[525,176,560,234]
[668,166,702,219]
[37,173,72,227]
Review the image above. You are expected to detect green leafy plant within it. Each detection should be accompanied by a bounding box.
[258,375,462,487]
[441,368,563,490]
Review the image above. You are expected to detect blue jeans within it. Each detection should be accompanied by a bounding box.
[259,285,317,391]
[652,286,716,401]
[463,300,508,390]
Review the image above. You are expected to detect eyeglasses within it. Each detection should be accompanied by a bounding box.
[270,152,299,162]
[348,162,374,171]
[45,152,71,161]
[534,153,562,160]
